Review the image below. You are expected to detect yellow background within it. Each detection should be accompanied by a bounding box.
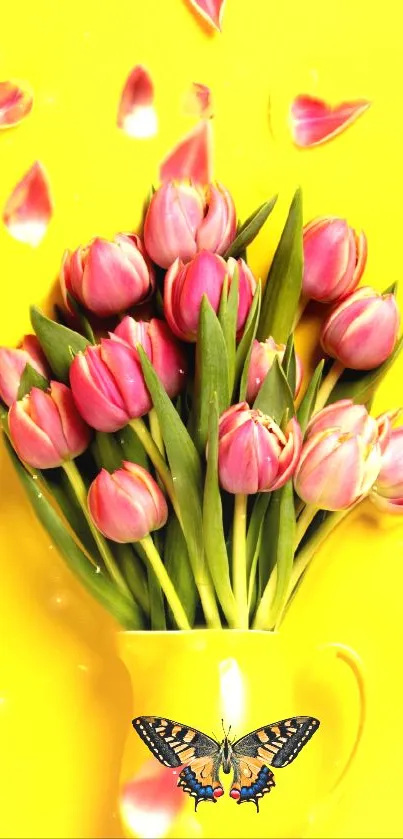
[1,0,403,836]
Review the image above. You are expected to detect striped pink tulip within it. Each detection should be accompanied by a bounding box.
[303,217,367,303]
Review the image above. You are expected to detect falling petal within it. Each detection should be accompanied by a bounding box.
[183,82,213,118]
[159,121,213,185]
[3,161,53,246]
[290,95,371,148]
[0,80,34,128]
[120,761,184,839]
[117,65,157,139]
[187,0,226,31]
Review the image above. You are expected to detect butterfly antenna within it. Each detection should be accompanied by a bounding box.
[221,718,225,736]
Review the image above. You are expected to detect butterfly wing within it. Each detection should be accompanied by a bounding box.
[230,716,320,809]
[132,716,223,809]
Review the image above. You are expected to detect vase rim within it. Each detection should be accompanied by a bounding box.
[118,628,280,636]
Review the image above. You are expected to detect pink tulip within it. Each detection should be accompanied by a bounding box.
[321,287,400,370]
[246,337,303,403]
[88,462,168,542]
[60,233,155,317]
[217,403,302,494]
[70,341,151,432]
[0,334,49,406]
[164,251,256,342]
[370,426,403,514]
[294,423,382,511]
[113,316,188,396]
[143,181,236,268]
[303,217,367,303]
[8,382,91,469]
[306,399,380,447]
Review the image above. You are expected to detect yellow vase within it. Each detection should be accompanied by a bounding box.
[117,629,365,839]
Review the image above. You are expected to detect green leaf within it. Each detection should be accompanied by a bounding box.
[246,493,271,607]
[257,188,303,343]
[30,306,90,383]
[146,560,167,630]
[219,266,239,394]
[297,360,325,434]
[383,281,398,296]
[192,296,230,452]
[253,355,294,423]
[41,466,102,561]
[92,432,123,472]
[66,294,96,344]
[117,425,149,470]
[282,335,297,397]
[236,283,262,402]
[17,363,49,399]
[115,543,150,617]
[3,436,142,629]
[254,481,296,629]
[329,336,403,405]
[223,196,277,260]
[164,515,197,627]
[203,396,237,627]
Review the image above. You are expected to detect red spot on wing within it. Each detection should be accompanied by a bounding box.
[213,786,224,798]
[0,80,33,128]
[3,161,53,246]
[230,788,241,800]
[290,94,371,148]
[159,121,213,185]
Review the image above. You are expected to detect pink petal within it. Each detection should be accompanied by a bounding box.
[117,65,158,139]
[187,0,226,31]
[0,80,33,129]
[290,95,371,148]
[159,121,213,185]
[3,161,53,246]
[183,82,213,118]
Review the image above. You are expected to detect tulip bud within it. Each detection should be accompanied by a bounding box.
[370,426,403,514]
[303,217,367,303]
[88,462,168,542]
[164,250,256,342]
[294,404,382,510]
[0,334,49,407]
[113,316,187,397]
[321,287,400,370]
[8,382,91,469]
[60,233,155,317]
[217,403,302,494]
[70,340,151,432]
[144,181,236,269]
[246,337,303,403]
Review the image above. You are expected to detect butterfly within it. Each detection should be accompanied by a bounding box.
[132,714,320,811]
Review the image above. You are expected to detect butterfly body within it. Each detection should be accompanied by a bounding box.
[132,714,320,812]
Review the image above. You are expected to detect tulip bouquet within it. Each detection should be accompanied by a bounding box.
[1,181,402,631]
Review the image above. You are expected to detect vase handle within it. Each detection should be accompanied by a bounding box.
[312,642,366,819]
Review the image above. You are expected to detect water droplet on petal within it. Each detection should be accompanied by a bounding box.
[159,121,213,185]
[117,65,158,139]
[0,79,34,129]
[183,82,213,119]
[289,94,371,148]
[3,161,53,246]
[187,0,226,32]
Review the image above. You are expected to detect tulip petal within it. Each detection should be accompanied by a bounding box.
[183,82,213,118]
[159,121,213,185]
[187,0,226,31]
[290,95,371,148]
[0,79,34,128]
[117,65,158,139]
[3,161,53,246]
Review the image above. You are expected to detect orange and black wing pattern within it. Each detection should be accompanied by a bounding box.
[132,716,223,809]
[230,716,320,809]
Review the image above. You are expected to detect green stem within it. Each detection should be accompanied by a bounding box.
[232,494,249,629]
[139,535,191,630]
[62,459,132,598]
[290,506,355,594]
[313,359,345,413]
[130,418,179,514]
[252,565,277,629]
[295,504,318,550]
